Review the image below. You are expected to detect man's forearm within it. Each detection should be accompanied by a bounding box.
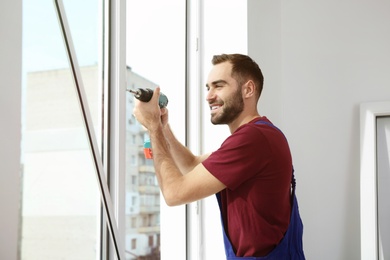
[163,124,205,173]
[149,125,184,205]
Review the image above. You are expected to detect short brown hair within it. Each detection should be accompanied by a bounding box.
[212,54,264,99]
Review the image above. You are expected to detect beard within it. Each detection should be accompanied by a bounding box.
[210,87,244,125]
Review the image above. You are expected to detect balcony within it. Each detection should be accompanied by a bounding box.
[137,225,160,233]
[140,205,160,213]
[138,185,160,194]
[138,165,155,173]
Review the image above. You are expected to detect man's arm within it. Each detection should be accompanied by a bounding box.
[133,88,225,206]
[149,124,224,206]
[162,123,210,173]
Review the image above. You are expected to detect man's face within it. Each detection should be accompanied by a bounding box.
[206,62,244,125]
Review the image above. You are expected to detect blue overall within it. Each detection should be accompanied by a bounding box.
[215,121,305,259]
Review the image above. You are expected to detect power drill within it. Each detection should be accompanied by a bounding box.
[127,87,168,159]
[127,88,168,108]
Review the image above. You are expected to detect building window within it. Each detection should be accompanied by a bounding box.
[131,155,136,166]
[132,175,137,185]
[131,238,137,250]
[131,217,137,228]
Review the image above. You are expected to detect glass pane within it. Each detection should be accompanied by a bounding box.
[125,1,186,259]
[20,0,103,259]
[377,116,390,260]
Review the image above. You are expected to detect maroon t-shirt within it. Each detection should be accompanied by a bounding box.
[202,117,292,257]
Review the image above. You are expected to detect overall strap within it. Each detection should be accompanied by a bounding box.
[254,120,296,195]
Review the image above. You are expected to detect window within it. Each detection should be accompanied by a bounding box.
[131,239,137,250]
[148,235,154,247]
[20,0,104,258]
[125,1,186,259]
[19,0,246,258]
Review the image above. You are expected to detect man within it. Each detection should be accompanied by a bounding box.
[133,54,305,259]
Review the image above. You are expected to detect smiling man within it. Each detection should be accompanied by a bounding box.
[133,54,305,259]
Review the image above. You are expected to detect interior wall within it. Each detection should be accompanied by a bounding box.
[0,0,22,259]
[248,0,390,259]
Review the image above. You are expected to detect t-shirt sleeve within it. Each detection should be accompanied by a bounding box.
[202,126,272,190]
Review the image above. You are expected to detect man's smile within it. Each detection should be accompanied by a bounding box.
[210,104,222,113]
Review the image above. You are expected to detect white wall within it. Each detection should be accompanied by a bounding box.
[249,0,390,259]
[0,0,22,259]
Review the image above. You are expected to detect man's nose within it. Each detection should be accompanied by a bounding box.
[206,90,215,102]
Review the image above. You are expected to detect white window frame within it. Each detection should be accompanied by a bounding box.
[104,0,126,258]
[360,101,390,260]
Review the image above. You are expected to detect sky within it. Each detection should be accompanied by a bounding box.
[23,0,99,72]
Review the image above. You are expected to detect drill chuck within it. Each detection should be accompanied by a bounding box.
[127,88,168,108]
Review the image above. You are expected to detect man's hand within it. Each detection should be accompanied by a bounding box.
[133,87,165,131]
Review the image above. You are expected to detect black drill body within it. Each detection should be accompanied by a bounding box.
[127,88,168,108]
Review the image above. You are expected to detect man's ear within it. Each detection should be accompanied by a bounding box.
[243,80,256,98]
